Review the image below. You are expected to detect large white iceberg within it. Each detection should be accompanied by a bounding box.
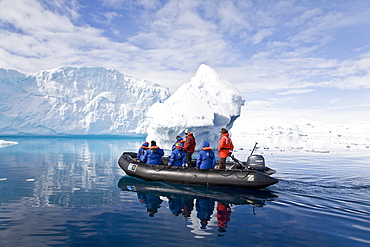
[146,64,245,150]
[0,67,171,135]
[0,65,245,145]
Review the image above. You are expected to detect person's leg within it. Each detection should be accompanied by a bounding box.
[219,158,226,169]
[186,152,193,167]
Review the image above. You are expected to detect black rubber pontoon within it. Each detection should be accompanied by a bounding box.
[118,152,278,189]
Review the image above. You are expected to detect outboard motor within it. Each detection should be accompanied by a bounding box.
[246,155,265,171]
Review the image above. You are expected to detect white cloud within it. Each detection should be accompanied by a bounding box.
[0,0,370,95]
[99,0,162,10]
[277,89,314,95]
[246,100,269,108]
[250,28,275,45]
[0,0,76,33]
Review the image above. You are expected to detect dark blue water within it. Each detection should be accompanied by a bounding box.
[0,137,369,246]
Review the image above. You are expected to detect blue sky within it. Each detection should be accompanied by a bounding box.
[1,0,370,124]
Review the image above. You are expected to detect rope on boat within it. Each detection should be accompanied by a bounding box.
[216,169,251,179]
[149,164,167,172]
[147,163,252,180]
[234,170,250,179]
[215,170,235,177]
[149,164,189,172]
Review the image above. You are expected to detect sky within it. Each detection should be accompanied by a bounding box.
[1,0,370,125]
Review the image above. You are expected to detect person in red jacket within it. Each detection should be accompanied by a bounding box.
[218,128,234,169]
[184,129,196,167]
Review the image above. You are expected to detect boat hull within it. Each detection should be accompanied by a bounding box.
[118,152,279,189]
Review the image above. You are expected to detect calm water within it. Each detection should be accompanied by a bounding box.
[0,137,369,246]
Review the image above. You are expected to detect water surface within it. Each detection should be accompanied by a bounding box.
[0,137,369,246]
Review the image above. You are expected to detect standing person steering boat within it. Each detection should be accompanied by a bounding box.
[218,128,234,169]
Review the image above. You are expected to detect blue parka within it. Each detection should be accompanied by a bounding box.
[196,141,216,169]
[169,146,186,167]
[137,142,149,161]
[143,146,164,165]
[171,137,184,151]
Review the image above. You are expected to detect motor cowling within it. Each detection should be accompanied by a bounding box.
[246,155,265,171]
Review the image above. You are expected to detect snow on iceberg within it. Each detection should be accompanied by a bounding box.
[146,64,245,150]
[0,67,171,135]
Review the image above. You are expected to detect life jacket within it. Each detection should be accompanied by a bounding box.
[218,134,233,158]
[201,147,213,161]
[144,146,164,165]
[170,146,186,166]
[140,146,149,155]
[196,141,216,169]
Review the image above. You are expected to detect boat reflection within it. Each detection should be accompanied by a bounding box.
[118,176,278,234]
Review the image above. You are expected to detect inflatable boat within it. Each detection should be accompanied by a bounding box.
[118,151,279,189]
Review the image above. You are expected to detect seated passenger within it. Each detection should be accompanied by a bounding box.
[179,139,185,147]
[169,142,186,167]
[142,141,164,165]
[196,141,216,169]
[172,136,184,151]
[137,142,149,162]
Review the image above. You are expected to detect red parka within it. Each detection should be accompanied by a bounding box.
[218,133,234,158]
[184,133,196,153]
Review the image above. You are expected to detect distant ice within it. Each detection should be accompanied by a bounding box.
[231,118,370,157]
[0,140,18,148]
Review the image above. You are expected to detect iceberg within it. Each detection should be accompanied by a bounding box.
[146,64,245,150]
[0,65,245,147]
[0,67,171,135]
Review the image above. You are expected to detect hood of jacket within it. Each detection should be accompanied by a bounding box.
[203,141,210,148]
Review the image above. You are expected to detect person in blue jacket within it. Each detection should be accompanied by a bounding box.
[169,142,186,167]
[142,141,164,165]
[136,142,149,162]
[172,136,184,151]
[196,141,216,169]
